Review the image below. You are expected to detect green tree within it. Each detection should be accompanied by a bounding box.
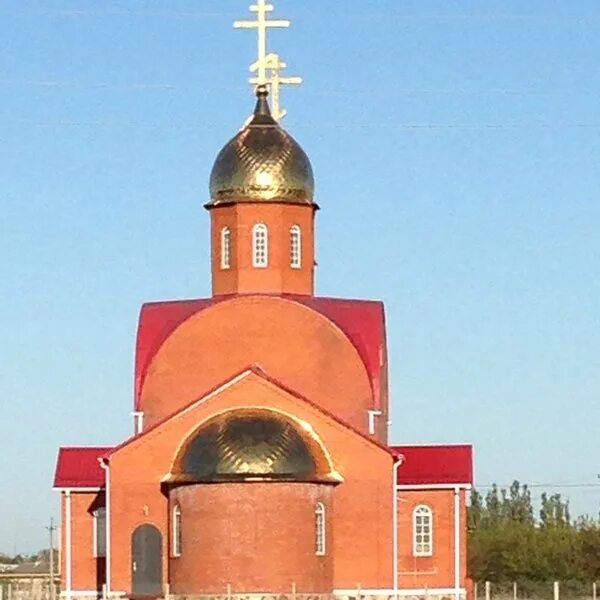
[540,492,570,527]
[468,488,484,532]
[468,482,599,587]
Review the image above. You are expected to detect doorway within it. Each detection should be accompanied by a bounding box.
[131,524,163,597]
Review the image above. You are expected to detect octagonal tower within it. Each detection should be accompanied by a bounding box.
[206,85,318,296]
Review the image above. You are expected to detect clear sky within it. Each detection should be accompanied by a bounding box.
[1,0,599,553]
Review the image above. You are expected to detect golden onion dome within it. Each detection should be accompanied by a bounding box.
[207,86,315,207]
[181,411,317,481]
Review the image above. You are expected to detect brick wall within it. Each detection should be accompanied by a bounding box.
[107,371,394,595]
[60,491,105,593]
[210,203,316,296]
[397,489,468,591]
[170,482,334,594]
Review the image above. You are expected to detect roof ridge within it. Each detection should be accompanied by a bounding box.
[58,445,114,450]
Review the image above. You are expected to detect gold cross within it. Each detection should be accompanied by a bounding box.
[234,1,290,85]
[250,53,302,121]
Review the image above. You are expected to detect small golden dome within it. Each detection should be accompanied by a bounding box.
[207,87,315,207]
[181,411,317,481]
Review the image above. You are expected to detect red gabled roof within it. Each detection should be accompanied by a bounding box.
[53,447,113,489]
[390,444,473,486]
[292,296,385,408]
[135,298,220,406]
[134,294,386,411]
[109,365,395,462]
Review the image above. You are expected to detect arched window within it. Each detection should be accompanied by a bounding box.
[172,504,182,557]
[290,225,302,269]
[92,507,106,558]
[315,502,326,556]
[252,223,268,268]
[413,505,433,556]
[220,227,231,270]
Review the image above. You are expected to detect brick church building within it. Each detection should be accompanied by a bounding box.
[54,8,473,600]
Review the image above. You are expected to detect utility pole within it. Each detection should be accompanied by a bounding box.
[46,518,56,600]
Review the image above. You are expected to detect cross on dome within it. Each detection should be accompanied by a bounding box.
[250,53,302,121]
[234,0,302,122]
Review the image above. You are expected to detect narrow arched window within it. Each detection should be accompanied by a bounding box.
[172,504,182,557]
[252,223,268,268]
[413,505,433,556]
[92,507,106,558]
[315,502,326,556]
[221,227,231,270]
[290,225,302,269]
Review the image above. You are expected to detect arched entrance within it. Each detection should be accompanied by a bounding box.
[131,524,162,597]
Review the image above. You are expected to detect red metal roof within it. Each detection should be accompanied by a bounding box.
[134,295,385,411]
[53,447,113,489]
[293,296,385,408]
[109,365,395,461]
[390,444,473,486]
[134,298,218,406]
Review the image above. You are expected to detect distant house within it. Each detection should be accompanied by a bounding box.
[11,561,52,576]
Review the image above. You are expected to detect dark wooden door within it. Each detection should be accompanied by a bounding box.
[131,524,162,597]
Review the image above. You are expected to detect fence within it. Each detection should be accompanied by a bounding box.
[475,581,599,600]
[0,577,60,600]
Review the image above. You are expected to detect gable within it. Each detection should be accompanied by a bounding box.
[108,368,393,485]
[135,296,375,434]
[134,295,386,413]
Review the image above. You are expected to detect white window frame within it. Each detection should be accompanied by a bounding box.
[220,227,231,270]
[92,506,106,558]
[132,411,144,435]
[413,504,433,557]
[252,223,269,268]
[290,225,302,269]
[172,504,182,558]
[315,502,326,556]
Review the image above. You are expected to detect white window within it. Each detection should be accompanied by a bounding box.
[172,504,182,557]
[413,505,433,556]
[252,223,268,268]
[221,227,231,270]
[133,411,144,435]
[290,225,302,269]
[315,502,326,556]
[92,507,106,558]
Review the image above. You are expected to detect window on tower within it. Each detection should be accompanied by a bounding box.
[315,502,326,556]
[413,505,433,556]
[252,223,269,268]
[221,227,231,270]
[290,225,302,269]
[92,507,106,558]
[172,504,182,557]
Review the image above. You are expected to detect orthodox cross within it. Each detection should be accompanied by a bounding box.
[250,53,302,121]
[234,1,302,122]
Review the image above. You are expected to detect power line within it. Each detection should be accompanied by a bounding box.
[0,79,598,98]
[2,10,600,23]
[477,483,600,490]
[0,10,234,18]
[2,119,600,131]
[362,13,600,23]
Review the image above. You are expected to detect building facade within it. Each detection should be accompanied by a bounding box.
[54,85,473,600]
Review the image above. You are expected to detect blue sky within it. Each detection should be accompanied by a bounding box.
[1,0,599,552]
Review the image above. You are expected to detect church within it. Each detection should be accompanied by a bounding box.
[53,3,473,600]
